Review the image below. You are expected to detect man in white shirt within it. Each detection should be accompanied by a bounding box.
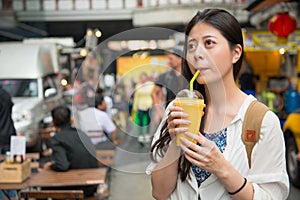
[79,95,119,149]
[96,87,113,118]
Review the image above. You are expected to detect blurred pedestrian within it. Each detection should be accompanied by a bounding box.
[0,85,17,199]
[74,80,96,110]
[132,72,154,143]
[151,48,188,132]
[96,87,113,118]
[79,95,119,149]
[104,73,115,94]
[0,85,16,154]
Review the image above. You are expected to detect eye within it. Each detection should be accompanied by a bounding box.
[204,39,215,47]
[187,41,198,52]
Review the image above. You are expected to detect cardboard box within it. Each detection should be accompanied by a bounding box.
[0,159,31,183]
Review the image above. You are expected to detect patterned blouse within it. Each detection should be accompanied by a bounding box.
[192,128,227,188]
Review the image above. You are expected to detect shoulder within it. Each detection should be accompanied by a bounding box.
[80,107,102,116]
[156,72,168,81]
[239,95,258,121]
[53,127,74,139]
[261,110,281,135]
[93,109,112,121]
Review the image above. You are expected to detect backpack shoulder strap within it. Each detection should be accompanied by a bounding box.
[242,100,269,168]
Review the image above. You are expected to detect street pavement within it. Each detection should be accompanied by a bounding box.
[108,132,153,200]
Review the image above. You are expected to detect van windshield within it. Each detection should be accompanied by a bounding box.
[0,79,38,97]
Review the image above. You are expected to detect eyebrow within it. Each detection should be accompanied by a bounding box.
[203,35,217,39]
[187,38,197,43]
[188,35,217,43]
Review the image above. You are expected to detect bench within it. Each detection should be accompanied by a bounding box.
[20,190,84,200]
[26,152,40,169]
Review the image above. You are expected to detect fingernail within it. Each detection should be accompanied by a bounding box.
[181,113,188,117]
[184,132,194,137]
[182,120,190,125]
[180,128,188,132]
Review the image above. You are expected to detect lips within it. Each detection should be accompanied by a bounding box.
[197,68,209,73]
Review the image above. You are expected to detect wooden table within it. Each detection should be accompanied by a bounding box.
[28,168,107,188]
[28,168,107,187]
[0,168,107,190]
[0,181,29,190]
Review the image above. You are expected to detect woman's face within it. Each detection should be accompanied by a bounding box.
[186,22,238,85]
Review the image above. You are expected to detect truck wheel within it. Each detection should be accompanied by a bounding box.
[286,133,300,188]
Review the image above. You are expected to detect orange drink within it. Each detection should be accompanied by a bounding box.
[174,97,205,146]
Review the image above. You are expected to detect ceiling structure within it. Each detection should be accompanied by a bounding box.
[0,0,298,44]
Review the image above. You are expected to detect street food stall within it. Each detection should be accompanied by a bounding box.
[243,12,300,188]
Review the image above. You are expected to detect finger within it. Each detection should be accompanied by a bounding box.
[184,132,202,145]
[169,105,184,112]
[183,150,201,165]
[194,133,215,156]
[183,151,208,168]
[169,110,188,119]
[180,137,200,155]
[180,141,206,164]
[182,132,214,157]
[167,118,190,129]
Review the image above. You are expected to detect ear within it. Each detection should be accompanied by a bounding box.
[232,44,242,64]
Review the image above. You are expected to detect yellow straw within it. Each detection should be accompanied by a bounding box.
[190,70,200,92]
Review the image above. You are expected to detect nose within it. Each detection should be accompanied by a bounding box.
[194,45,206,60]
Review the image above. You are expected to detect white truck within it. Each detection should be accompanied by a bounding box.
[0,42,65,151]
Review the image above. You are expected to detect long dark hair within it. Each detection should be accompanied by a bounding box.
[150,8,244,182]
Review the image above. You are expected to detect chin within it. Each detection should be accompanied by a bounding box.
[196,77,206,85]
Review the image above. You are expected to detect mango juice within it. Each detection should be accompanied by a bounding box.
[174,98,205,146]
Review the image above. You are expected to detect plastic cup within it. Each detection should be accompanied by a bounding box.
[174,89,205,146]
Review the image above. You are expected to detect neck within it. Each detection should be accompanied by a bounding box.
[203,76,246,132]
[174,65,182,76]
[205,78,241,107]
[55,124,70,132]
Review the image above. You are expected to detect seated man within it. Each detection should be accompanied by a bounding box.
[43,105,99,197]
[79,95,119,150]
[95,87,113,118]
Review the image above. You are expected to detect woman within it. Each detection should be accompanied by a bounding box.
[147,8,289,200]
[133,72,154,143]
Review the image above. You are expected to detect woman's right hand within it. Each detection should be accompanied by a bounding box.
[167,105,190,140]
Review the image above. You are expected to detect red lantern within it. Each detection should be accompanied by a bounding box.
[268,12,297,38]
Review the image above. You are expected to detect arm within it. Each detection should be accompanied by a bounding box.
[151,85,165,124]
[49,138,70,171]
[132,88,139,113]
[102,113,119,145]
[247,111,289,199]
[151,85,164,106]
[110,128,120,145]
[151,140,181,200]
[150,105,184,199]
